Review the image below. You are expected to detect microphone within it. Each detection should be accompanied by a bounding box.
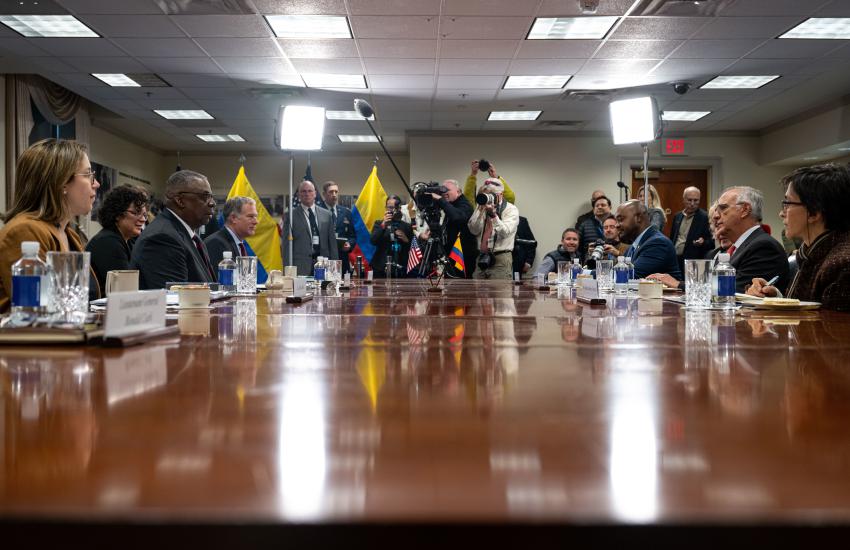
[354,98,374,119]
[616,181,628,189]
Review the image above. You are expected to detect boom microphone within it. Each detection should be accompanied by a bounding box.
[354,98,374,119]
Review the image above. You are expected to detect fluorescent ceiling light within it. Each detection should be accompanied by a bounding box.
[610,96,658,145]
[338,135,379,142]
[700,75,779,89]
[302,73,366,89]
[780,18,850,39]
[279,105,325,150]
[661,111,710,122]
[528,17,618,39]
[196,134,245,142]
[325,110,374,121]
[92,73,140,87]
[265,15,352,39]
[154,110,214,120]
[838,147,850,151]
[488,111,541,121]
[0,14,98,37]
[504,75,571,89]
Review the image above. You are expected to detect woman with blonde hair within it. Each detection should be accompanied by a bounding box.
[0,138,101,311]
[637,183,666,233]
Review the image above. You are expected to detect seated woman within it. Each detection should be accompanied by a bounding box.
[535,228,583,278]
[637,183,666,233]
[0,138,101,311]
[85,184,149,292]
[747,163,850,311]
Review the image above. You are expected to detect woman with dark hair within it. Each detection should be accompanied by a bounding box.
[748,163,850,310]
[85,184,149,292]
[370,195,413,278]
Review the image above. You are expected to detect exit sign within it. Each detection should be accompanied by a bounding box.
[663,138,687,155]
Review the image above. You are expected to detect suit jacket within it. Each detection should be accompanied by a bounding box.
[629,226,682,280]
[512,216,537,275]
[440,194,477,278]
[670,209,714,262]
[282,204,338,277]
[131,208,215,289]
[325,204,356,273]
[85,226,132,294]
[729,226,790,293]
[204,226,240,268]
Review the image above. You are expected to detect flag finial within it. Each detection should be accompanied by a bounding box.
[238,153,246,166]
[373,154,378,166]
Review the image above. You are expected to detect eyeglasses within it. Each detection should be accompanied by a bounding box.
[73,171,96,183]
[178,191,215,203]
[781,200,804,211]
[124,209,148,219]
[715,201,747,213]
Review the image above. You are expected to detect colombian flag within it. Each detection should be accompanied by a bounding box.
[226,166,282,283]
[449,235,465,273]
[351,165,388,268]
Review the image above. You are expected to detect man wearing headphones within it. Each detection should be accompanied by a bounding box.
[468,178,519,280]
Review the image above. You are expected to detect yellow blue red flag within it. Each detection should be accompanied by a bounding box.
[226,166,282,282]
[351,165,388,266]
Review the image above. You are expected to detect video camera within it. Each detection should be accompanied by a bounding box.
[412,181,448,211]
[589,239,606,262]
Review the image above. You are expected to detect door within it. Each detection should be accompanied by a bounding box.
[631,168,709,237]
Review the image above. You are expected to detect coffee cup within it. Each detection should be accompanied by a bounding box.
[638,280,663,299]
[267,270,285,290]
[105,269,139,296]
[284,266,297,278]
[174,284,210,309]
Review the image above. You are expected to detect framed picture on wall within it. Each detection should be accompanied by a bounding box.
[90,162,117,222]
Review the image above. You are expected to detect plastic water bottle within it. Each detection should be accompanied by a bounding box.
[625,256,635,280]
[218,251,236,291]
[11,241,47,320]
[314,256,326,281]
[614,256,629,294]
[571,258,582,285]
[714,253,736,309]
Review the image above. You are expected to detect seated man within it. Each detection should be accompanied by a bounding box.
[204,196,258,266]
[468,179,519,279]
[601,214,630,260]
[535,228,582,278]
[615,200,682,280]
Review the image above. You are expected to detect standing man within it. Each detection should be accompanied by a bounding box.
[204,196,258,266]
[468,179,519,279]
[578,195,612,255]
[425,178,475,278]
[283,180,337,276]
[321,180,356,275]
[575,189,607,229]
[131,170,217,289]
[670,186,714,273]
[464,159,516,205]
[512,216,537,277]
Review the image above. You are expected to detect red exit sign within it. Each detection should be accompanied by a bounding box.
[664,138,687,155]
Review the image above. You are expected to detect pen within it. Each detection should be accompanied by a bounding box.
[766,275,779,287]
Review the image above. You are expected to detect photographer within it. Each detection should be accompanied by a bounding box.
[584,214,630,268]
[464,159,516,206]
[424,179,476,278]
[370,195,413,278]
[468,179,519,280]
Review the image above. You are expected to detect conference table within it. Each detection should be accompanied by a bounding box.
[2,279,850,546]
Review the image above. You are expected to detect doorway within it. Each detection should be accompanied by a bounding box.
[631,168,709,237]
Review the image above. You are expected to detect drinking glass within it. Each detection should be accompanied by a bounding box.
[685,259,712,309]
[236,255,258,294]
[329,260,342,282]
[557,261,571,286]
[46,251,90,325]
[596,259,614,292]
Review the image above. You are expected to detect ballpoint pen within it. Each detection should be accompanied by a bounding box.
[766,275,779,287]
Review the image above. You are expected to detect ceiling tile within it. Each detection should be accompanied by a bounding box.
[376,120,432,130]
[433,89,497,101]
[439,16,533,39]
[364,58,436,74]
[278,39,359,58]
[63,56,149,73]
[438,59,510,75]
[538,0,634,16]
[578,59,658,75]
[171,15,273,38]
[58,0,165,14]
[432,121,482,130]
[138,57,224,73]
[692,16,803,39]
[371,110,432,121]
[516,40,601,59]
[441,39,520,58]
[664,99,732,111]
[350,16,439,39]
[290,58,364,73]
[113,37,208,57]
[746,39,845,59]
[28,57,76,72]
[136,98,202,110]
[368,88,433,99]
[651,58,735,76]
[34,38,126,57]
[508,58,585,73]
[610,17,710,39]
[358,39,437,58]
[195,37,281,57]
[79,15,185,37]
[369,75,434,88]
[717,0,828,17]
[431,110,488,121]
[722,58,804,74]
[437,75,505,89]
[228,74,305,87]
[159,74,235,87]
[349,0,442,16]
[213,57,294,74]
[251,0,346,15]
[594,39,682,59]
[117,87,188,100]
[669,39,765,58]
[496,89,565,101]
[824,43,850,58]
[443,0,540,17]
[0,37,49,56]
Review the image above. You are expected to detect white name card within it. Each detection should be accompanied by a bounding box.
[576,277,599,301]
[104,290,167,338]
[293,276,308,297]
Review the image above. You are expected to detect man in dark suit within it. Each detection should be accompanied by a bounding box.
[282,180,338,277]
[512,216,537,277]
[430,179,475,278]
[204,196,259,267]
[321,181,356,275]
[616,200,682,279]
[131,170,217,289]
[670,186,714,273]
[714,186,789,293]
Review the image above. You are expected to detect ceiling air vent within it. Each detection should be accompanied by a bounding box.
[246,88,303,99]
[536,120,587,130]
[630,0,735,16]
[563,90,613,101]
[154,0,256,15]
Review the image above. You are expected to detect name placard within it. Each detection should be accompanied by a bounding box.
[104,290,167,337]
[293,277,307,297]
[577,277,599,301]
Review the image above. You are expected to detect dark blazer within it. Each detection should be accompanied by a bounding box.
[204,226,240,268]
[629,226,682,280]
[440,194,476,278]
[282,205,338,277]
[670,209,714,268]
[130,208,215,289]
[85,226,132,293]
[370,219,413,277]
[512,216,537,275]
[730,226,790,293]
[325,204,356,273]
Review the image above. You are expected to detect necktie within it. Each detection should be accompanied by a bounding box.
[192,234,215,280]
[480,217,493,253]
[727,245,736,256]
[625,245,635,258]
[308,207,320,254]
[239,241,247,257]
[331,207,337,228]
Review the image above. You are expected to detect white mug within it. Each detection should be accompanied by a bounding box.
[173,284,210,309]
[105,269,139,296]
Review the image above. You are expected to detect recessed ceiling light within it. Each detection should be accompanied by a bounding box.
[92,73,140,87]
[661,111,711,122]
[504,75,572,89]
[302,73,366,89]
[780,18,850,39]
[0,14,98,37]
[488,111,542,121]
[265,15,352,39]
[802,157,819,160]
[700,75,780,89]
[325,110,375,121]
[838,147,850,151]
[196,134,245,142]
[154,109,214,120]
[528,17,618,40]
[339,135,379,142]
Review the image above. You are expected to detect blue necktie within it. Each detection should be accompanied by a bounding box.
[626,245,635,258]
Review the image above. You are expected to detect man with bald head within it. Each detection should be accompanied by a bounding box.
[670,186,714,273]
[615,199,682,280]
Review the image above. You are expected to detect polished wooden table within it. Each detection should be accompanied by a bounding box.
[2,280,850,546]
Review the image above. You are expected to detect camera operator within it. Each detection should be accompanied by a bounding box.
[464,159,516,206]
[370,195,413,278]
[422,179,476,278]
[584,214,630,268]
[468,179,519,280]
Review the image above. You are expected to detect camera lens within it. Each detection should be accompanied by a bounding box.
[475,193,491,206]
[478,159,490,172]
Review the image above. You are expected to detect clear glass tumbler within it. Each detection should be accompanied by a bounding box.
[46,251,90,325]
[685,259,712,309]
[596,259,614,292]
[236,255,258,294]
[557,261,571,286]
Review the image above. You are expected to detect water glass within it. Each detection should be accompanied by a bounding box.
[557,261,571,286]
[596,259,614,292]
[328,260,342,282]
[685,259,712,309]
[46,251,90,325]
[236,255,258,294]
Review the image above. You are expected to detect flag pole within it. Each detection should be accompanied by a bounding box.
[288,152,294,266]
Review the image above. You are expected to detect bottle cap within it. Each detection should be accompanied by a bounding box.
[718,253,730,262]
[625,256,632,262]
[617,256,624,262]
[223,251,232,259]
[21,241,39,255]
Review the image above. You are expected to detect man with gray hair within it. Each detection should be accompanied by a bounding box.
[468,178,518,279]
[132,169,217,289]
[283,180,337,276]
[422,178,475,277]
[713,186,789,293]
[204,196,258,267]
[670,186,714,273]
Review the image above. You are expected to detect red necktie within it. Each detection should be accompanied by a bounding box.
[727,245,736,256]
[480,217,493,253]
[239,241,247,257]
[192,234,215,280]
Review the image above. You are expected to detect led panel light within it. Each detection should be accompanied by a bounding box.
[0,15,98,37]
[488,111,542,121]
[661,111,711,122]
[325,110,375,121]
[92,73,140,87]
[610,96,658,145]
[265,15,352,39]
[780,18,850,39]
[302,73,366,89]
[528,17,618,40]
[700,75,779,89]
[278,105,325,150]
[154,110,214,120]
[196,134,245,142]
[504,75,571,89]
[338,135,380,142]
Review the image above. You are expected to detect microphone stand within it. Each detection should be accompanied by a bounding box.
[363,118,415,202]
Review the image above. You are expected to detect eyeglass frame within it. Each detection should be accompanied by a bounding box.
[72,170,97,183]
[123,208,148,219]
[781,200,805,211]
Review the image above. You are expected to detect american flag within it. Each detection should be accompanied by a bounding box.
[407,236,423,273]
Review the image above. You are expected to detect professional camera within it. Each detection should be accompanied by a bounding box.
[589,239,606,262]
[477,251,495,271]
[475,192,496,206]
[478,158,490,173]
[412,181,448,211]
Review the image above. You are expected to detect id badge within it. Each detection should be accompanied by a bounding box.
[312,235,320,246]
